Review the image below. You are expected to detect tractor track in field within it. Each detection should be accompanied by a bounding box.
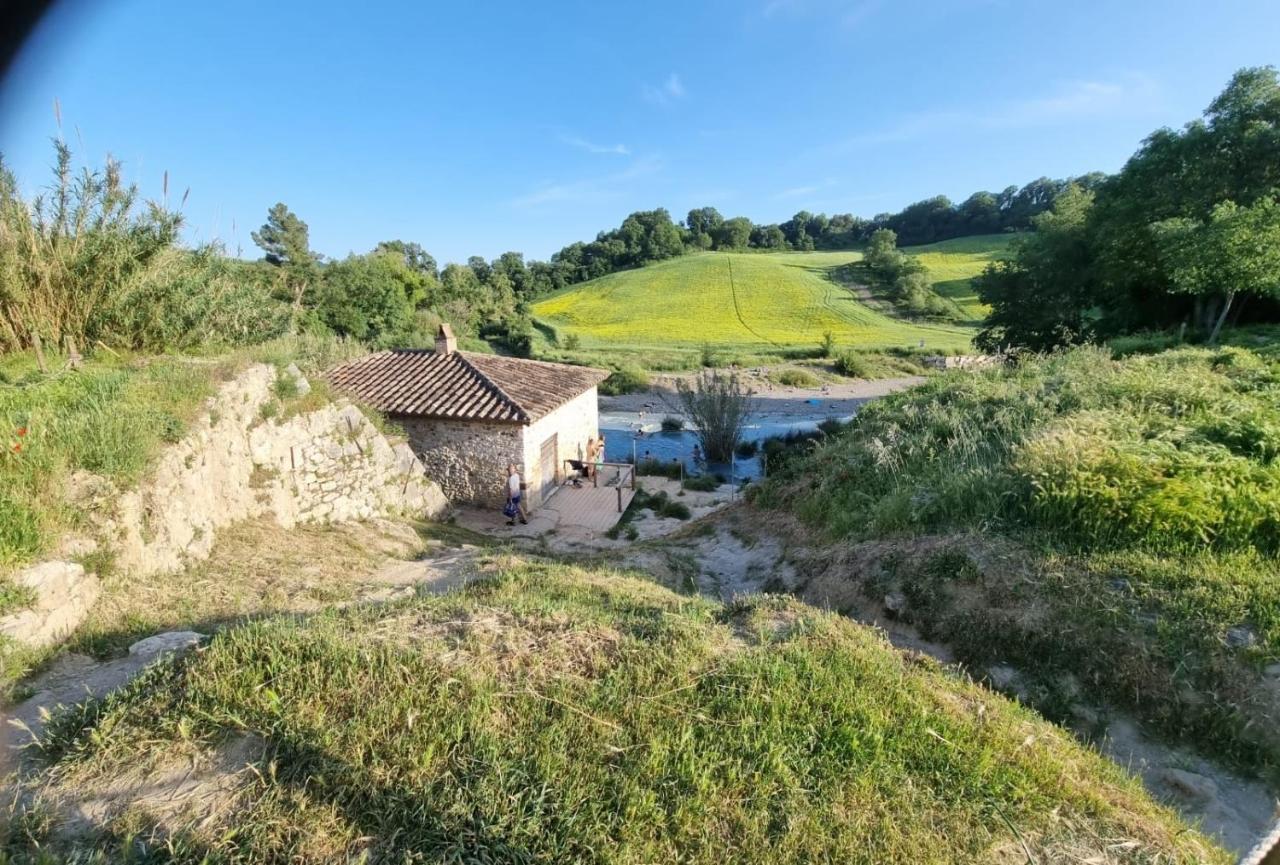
[725,257,781,347]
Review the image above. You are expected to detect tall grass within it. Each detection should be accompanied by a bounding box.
[0,142,287,353]
[759,341,1280,772]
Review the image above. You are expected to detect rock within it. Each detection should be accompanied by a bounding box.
[1225,625,1258,649]
[883,591,908,616]
[128,631,205,658]
[1158,768,1219,806]
[0,561,100,648]
[285,362,311,396]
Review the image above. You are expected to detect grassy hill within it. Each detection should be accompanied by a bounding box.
[17,555,1224,862]
[907,234,1017,323]
[756,334,1280,779]
[531,238,1014,369]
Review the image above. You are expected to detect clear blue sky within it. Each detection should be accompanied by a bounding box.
[1,0,1276,264]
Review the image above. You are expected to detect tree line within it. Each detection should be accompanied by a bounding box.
[977,66,1280,351]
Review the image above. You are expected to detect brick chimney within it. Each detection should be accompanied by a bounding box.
[434,323,457,355]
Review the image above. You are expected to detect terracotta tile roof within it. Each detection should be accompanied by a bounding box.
[327,349,609,424]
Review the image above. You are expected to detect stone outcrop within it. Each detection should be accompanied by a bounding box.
[0,562,100,648]
[93,364,446,577]
[1,364,447,648]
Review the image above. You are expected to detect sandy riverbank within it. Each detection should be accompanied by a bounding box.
[600,372,925,421]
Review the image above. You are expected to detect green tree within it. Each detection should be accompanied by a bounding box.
[251,203,320,326]
[1153,198,1280,343]
[316,252,421,344]
[714,217,753,251]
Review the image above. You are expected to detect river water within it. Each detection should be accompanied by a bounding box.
[599,408,853,481]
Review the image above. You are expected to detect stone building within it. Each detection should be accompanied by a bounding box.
[328,326,609,508]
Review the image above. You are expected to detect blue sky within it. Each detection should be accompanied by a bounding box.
[1,0,1276,264]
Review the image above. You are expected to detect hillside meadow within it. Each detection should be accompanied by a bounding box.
[529,237,1012,370]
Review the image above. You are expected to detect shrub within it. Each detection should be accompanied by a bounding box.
[735,439,759,458]
[660,415,683,432]
[833,352,870,378]
[563,333,582,351]
[819,331,836,357]
[635,457,683,479]
[683,474,720,492]
[699,342,719,368]
[675,370,755,462]
[600,366,650,395]
[774,368,820,388]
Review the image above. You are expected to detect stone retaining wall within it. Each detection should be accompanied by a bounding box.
[0,363,447,646]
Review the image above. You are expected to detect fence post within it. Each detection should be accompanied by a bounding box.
[617,485,622,512]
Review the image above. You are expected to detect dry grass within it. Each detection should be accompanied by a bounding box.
[70,517,427,657]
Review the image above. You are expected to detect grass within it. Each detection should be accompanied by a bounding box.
[12,555,1224,862]
[905,234,1018,324]
[0,351,231,572]
[531,249,980,369]
[757,339,1280,777]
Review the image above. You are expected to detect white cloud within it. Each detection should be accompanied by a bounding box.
[508,156,663,209]
[643,73,687,106]
[560,134,630,156]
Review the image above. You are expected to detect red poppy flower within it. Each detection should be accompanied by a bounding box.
[10,442,21,453]
[15,427,27,437]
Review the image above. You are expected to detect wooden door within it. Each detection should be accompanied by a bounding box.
[538,433,558,504]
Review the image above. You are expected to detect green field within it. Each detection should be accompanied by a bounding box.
[532,236,1013,365]
[907,234,1017,322]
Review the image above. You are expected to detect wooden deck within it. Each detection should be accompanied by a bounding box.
[541,476,636,533]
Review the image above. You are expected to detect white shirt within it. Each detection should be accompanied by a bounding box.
[507,474,521,496]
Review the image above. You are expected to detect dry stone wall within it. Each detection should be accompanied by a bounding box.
[103,364,447,576]
[0,364,447,647]
[399,417,523,507]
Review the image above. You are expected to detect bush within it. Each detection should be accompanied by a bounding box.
[819,331,836,358]
[683,474,720,492]
[600,366,650,395]
[735,439,759,458]
[563,333,582,351]
[635,457,683,479]
[660,415,683,431]
[675,370,754,462]
[774,368,820,388]
[833,352,870,378]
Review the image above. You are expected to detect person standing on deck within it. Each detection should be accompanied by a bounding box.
[505,464,528,525]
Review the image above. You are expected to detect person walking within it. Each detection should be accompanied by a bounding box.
[504,464,528,526]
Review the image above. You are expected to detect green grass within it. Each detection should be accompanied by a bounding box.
[757,339,1280,776]
[0,352,229,571]
[0,335,366,576]
[905,234,1018,323]
[15,556,1223,862]
[532,250,979,367]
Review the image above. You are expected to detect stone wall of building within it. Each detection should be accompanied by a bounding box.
[399,386,600,510]
[399,416,524,507]
[520,387,600,506]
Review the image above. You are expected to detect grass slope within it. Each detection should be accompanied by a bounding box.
[905,234,1017,323]
[758,337,1280,777]
[532,248,981,362]
[16,555,1222,863]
